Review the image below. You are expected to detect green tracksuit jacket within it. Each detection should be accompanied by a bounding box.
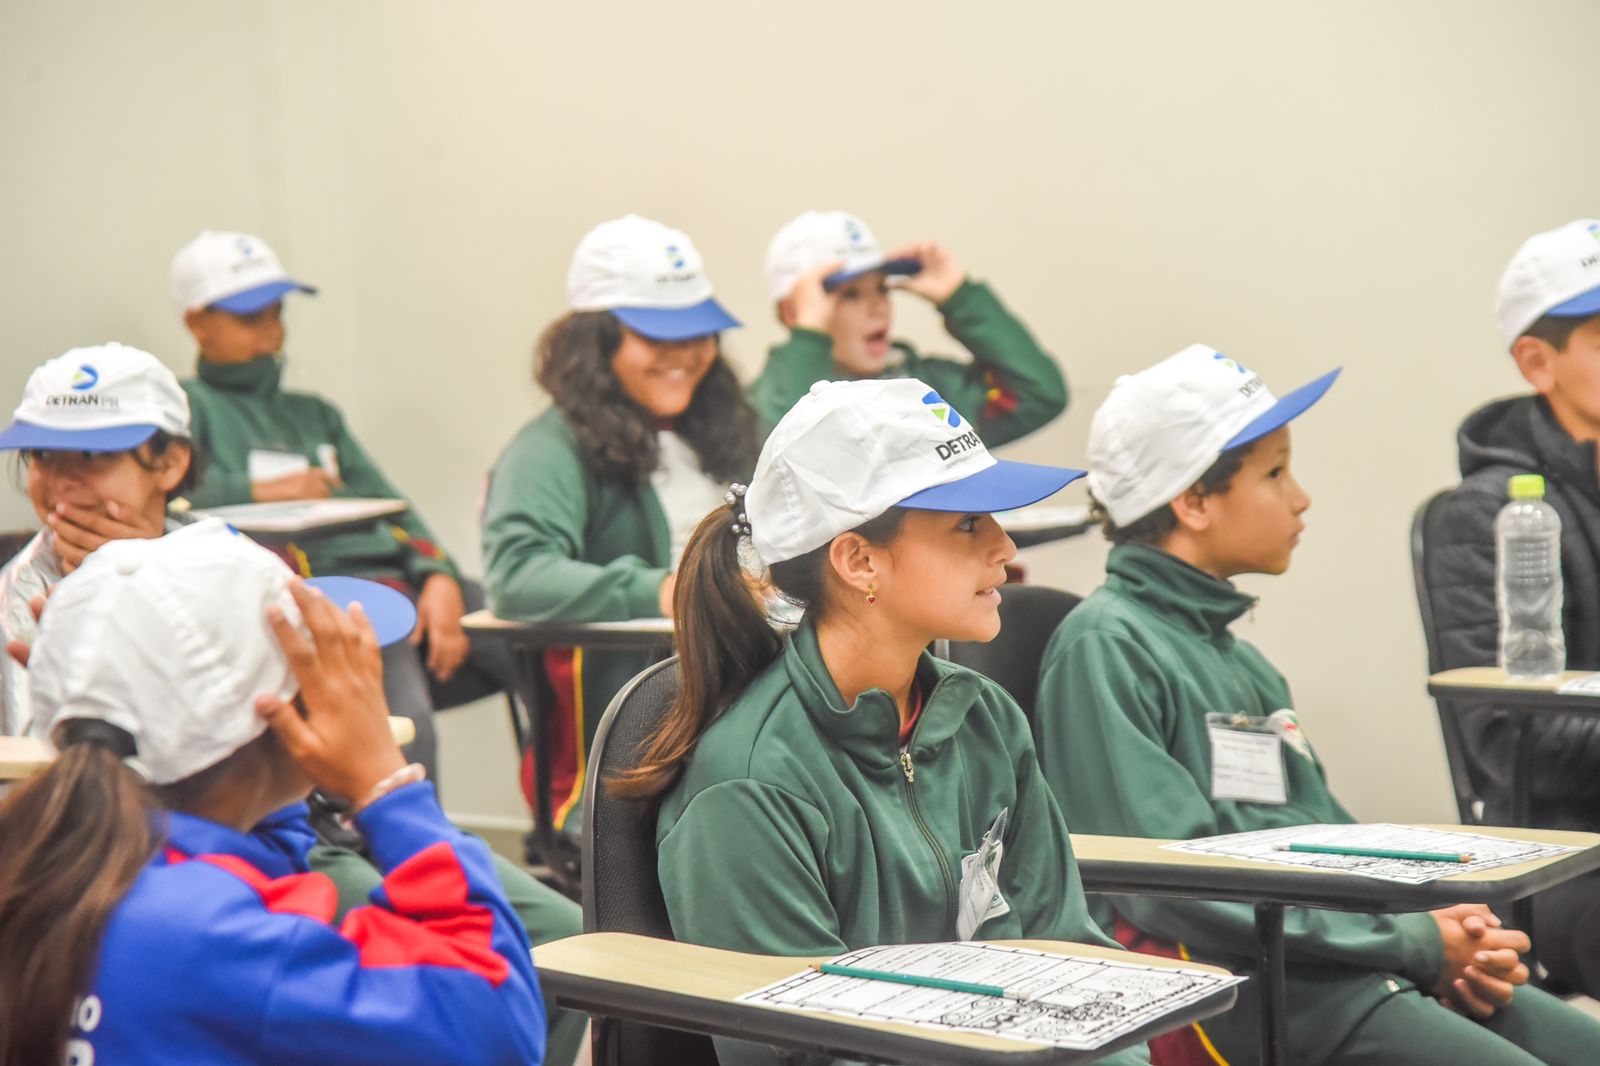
[748,280,1067,445]
[657,620,1149,1066]
[181,355,456,587]
[481,407,673,823]
[1035,544,1443,1065]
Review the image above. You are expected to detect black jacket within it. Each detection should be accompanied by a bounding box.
[1428,395,1600,827]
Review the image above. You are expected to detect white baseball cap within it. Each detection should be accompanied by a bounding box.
[29,519,418,784]
[566,215,740,341]
[1496,219,1600,345]
[0,343,190,452]
[170,230,317,314]
[746,378,1084,565]
[764,210,922,301]
[1088,344,1340,527]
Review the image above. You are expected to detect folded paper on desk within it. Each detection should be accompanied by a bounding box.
[1556,674,1600,696]
[737,941,1242,1051]
[1165,823,1576,884]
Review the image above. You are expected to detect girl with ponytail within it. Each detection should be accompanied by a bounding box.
[617,378,1152,1066]
[0,521,548,1066]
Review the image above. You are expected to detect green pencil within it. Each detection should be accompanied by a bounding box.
[813,963,1022,999]
[1277,843,1473,863]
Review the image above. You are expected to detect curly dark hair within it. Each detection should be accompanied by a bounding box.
[1090,438,1256,545]
[536,311,760,485]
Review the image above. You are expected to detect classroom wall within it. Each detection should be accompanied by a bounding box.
[4,0,1596,829]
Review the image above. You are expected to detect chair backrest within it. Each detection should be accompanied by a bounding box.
[581,657,717,1066]
[944,584,1082,718]
[1410,489,1483,823]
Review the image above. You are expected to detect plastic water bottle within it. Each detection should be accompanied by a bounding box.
[1496,474,1565,679]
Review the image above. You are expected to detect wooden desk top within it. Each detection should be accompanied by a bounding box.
[1,717,414,781]
[190,498,408,537]
[461,610,674,648]
[1073,825,1600,912]
[534,932,1236,1064]
[1428,667,1594,692]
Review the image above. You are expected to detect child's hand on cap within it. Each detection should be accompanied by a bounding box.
[887,241,964,306]
[256,580,406,804]
[788,259,845,332]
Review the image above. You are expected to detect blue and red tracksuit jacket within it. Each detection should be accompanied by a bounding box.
[69,782,547,1065]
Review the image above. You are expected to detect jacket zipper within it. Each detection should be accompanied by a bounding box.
[898,683,957,935]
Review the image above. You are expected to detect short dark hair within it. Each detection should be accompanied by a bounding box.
[1521,312,1600,352]
[1090,439,1256,545]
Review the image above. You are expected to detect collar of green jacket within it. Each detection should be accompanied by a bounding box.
[195,353,284,395]
[1106,543,1257,640]
[782,618,982,769]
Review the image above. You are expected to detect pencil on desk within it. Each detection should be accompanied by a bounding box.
[1276,843,1473,863]
[813,963,1027,1000]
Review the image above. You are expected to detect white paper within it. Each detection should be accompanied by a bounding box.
[736,942,1243,1051]
[1164,823,1578,884]
[247,449,311,483]
[192,498,406,534]
[1208,726,1287,804]
[1556,674,1600,696]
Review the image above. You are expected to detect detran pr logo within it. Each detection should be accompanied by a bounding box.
[71,365,99,391]
[1213,352,1250,375]
[844,218,864,244]
[665,244,687,270]
[922,390,961,428]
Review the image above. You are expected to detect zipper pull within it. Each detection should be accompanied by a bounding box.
[899,749,916,784]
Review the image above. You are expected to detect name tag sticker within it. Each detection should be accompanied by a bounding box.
[1208,724,1287,805]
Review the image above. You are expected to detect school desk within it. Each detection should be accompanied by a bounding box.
[533,931,1239,1065]
[188,498,408,542]
[1072,825,1600,1066]
[0,717,415,784]
[460,611,674,894]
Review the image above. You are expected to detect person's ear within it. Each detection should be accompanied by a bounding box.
[182,308,209,343]
[827,531,881,597]
[155,442,192,494]
[1511,335,1559,395]
[1170,488,1214,533]
[776,297,797,330]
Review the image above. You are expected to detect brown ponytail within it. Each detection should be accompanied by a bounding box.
[0,721,159,1066]
[608,500,906,799]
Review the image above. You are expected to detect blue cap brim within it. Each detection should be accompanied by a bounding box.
[304,576,417,648]
[823,256,923,292]
[0,421,159,452]
[1547,285,1600,320]
[898,460,1086,513]
[1222,368,1341,451]
[611,298,741,341]
[210,280,318,314]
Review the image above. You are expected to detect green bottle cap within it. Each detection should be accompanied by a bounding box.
[1509,474,1546,499]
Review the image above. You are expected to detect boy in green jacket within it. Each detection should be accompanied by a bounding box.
[169,231,487,781]
[1036,344,1600,1064]
[749,210,1066,444]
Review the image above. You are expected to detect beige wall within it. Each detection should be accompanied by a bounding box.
[4,0,1597,827]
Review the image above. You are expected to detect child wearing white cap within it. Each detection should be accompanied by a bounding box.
[170,229,492,784]
[1035,347,1600,1064]
[482,214,760,841]
[0,343,196,736]
[750,210,1067,445]
[1426,219,1600,997]
[0,521,548,1065]
[607,378,1151,1066]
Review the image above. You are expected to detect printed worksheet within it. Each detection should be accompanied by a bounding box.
[735,942,1243,1051]
[1164,823,1576,884]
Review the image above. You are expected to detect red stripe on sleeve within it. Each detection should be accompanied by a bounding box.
[339,841,510,986]
[175,852,340,923]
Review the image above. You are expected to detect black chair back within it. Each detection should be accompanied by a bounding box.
[581,657,717,1066]
[1410,489,1484,823]
[944,584,1082,718]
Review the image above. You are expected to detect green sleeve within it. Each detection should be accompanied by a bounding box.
[182,393,256,508]
[1036,629,1443,983]
[915,280,1067,447]
[322,405,457,585]
[747,328,836,436]
[481,422,667,622]
[659,780,845,1066]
